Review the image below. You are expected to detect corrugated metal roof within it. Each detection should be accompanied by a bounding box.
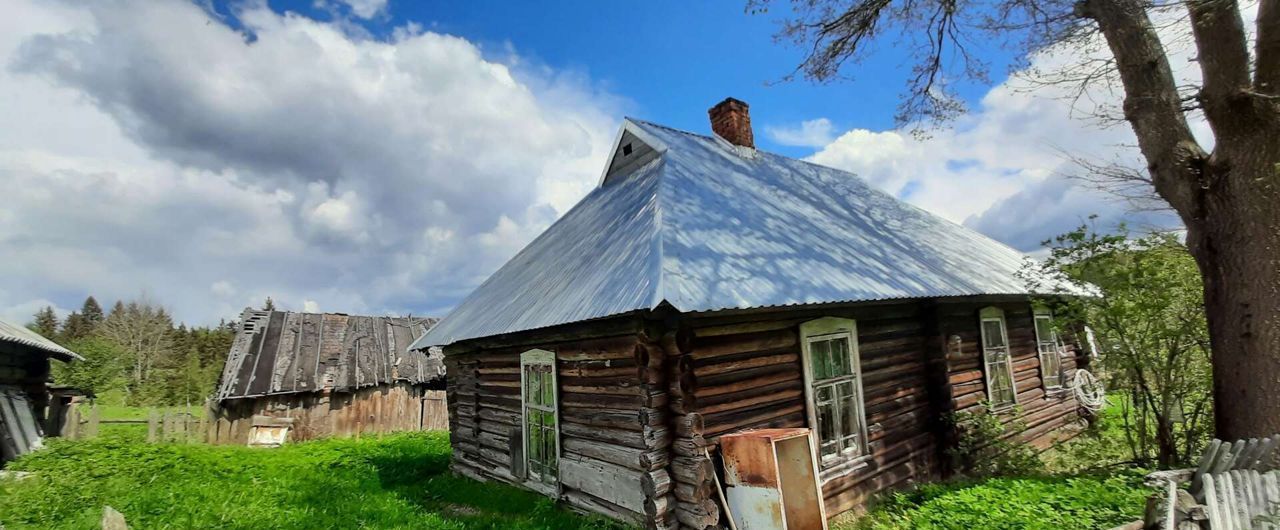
[216,310,443,402]
[0,317,82,361]
[414,119,1068,348]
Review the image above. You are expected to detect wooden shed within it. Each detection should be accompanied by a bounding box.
[211,310,447,443]
[412,99,1090,529]
[0,317,82,465]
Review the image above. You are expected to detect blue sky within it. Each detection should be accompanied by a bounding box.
[222,0,1014,157]
[0,0,1179,325]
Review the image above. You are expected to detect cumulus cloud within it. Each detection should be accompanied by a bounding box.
[331,0,388,19]
[789,6,1231,251]
[764,118,836,148]
[0,0,621,325]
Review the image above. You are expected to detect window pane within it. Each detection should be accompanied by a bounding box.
[810,339,831,380]
[838,382,862,453]
[541,370,553,406]
[527,421,542,463]
[816,385,832,404]
[1035,317,1053,341]
[817,399,837,443]
[525,368,535,404]
[821,440,838,459]
[543,427,557,481]
[982,320,1006,348]
[831,338,852,377]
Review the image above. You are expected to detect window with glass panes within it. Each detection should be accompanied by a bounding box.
[520,349,559,486]
[978,307,1017,408]
[800,318,869,467]
[1033,308,1064,389]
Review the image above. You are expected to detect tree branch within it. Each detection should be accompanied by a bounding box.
[1076,0,1206,221]
[1186,0,1252,134]
[1258,0,1280,93]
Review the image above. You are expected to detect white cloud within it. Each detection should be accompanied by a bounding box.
[765,118,836,148]
[790,6,1236,251]
[0,0,622,325]
[330,0,388,20]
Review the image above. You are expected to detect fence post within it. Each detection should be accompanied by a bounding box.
[162,412,174,442]
[147,410,159,443]
[85,405,100,439]
[63,404,81,440]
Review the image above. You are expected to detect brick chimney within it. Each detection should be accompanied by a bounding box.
[708,97,754,149]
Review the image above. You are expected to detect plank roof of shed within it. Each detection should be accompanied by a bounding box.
[0,317,82,361]
[414,119,1073,349]
[215,310,442,402]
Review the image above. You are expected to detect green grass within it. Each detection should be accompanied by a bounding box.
[0,430,627,530]
[833,471,1149,530]
[835,395,1151,530]
[92,404,202,421]
[4,401,1152,529]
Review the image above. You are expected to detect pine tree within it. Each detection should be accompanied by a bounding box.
[263,297,276,311]
[29,306,60,340]
[61,311,90,341]
[81,296,104,326]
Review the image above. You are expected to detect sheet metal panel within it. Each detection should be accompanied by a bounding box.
[414,119,1075,349]
[0,318,82,361]
[215,311,442,402]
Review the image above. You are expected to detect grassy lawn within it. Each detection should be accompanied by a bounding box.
[0,429,625,530]
[2,400,1151,529]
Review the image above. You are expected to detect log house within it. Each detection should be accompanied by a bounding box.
[415,99,1091,528]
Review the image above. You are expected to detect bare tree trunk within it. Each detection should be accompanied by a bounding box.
[1081,0,1280,440]
[1190,152,1280,439]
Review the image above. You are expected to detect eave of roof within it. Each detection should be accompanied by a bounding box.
[412,119,1079,349]
[0,318,82,361]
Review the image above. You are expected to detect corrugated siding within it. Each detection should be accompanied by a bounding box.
[415,119,1073,348]
[216,311,443,401]
[0,318,81,361]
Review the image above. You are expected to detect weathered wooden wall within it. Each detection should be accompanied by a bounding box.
[0,349,48,415]
[0,348,50,437]
[938,301,1085,451]
[672,301,943,526]
[210,382,445,445]
[445,325,678,529]
[439,297,1086,528]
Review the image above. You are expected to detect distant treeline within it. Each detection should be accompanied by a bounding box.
[28,296,244,407]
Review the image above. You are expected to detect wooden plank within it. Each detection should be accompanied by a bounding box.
[559,453,647,513]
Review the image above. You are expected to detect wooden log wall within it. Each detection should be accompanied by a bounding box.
[0,349,51,430]
[677,301,944,524]
[445,328,678,529]
[210,382,442,444]
[937,302,1085,450]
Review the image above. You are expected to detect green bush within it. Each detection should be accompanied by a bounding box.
[948,408,1043,478]
[845,471,1149,530]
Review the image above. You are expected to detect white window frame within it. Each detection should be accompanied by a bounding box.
[520,349,560,491]
[1033,306,1065,390]
[978,307,1018,409]
[799,317,870,470]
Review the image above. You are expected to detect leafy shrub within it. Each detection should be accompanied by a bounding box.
[844,471,1146,530]
[844,471,1149,530]
[948,408,1043,478]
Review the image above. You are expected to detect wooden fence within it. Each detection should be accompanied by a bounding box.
[60,390,449,445]
[61,406,209,443]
